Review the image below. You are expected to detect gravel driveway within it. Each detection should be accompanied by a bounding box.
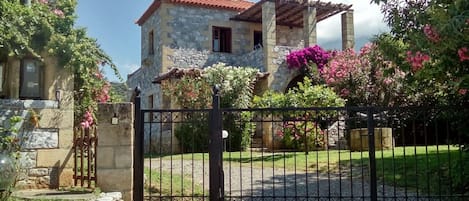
[145,156,424,201]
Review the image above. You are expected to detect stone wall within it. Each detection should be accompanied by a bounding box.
[96,103,134,201]
[0,99,74,189]
[0,54,74,189]
[162,4,263,69]
[277,26,303,47]
[270,46,302,92]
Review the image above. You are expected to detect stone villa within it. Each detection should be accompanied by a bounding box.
[127,0,355,152]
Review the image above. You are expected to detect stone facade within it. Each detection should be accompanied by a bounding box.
[0,55,74,189]
[128,1,355,153]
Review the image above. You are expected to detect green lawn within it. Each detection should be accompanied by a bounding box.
[144,168,205,197]
[150,145,468,195]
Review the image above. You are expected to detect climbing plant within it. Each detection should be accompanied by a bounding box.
[0,0,121,125]
[161,63,259,152]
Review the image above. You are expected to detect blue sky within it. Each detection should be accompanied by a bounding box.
[76,0,387,82]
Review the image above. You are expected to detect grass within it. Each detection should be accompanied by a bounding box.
[144,168,205,197]
[149,145,468,195]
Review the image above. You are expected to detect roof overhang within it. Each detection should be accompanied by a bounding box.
[231,0,353,28]
[136,0,254,26]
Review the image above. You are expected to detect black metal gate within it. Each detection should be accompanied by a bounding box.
[133,88,469,201]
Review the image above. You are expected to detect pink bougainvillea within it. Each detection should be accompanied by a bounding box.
[321,43,406,106]
[53,9,64,18]
[423,24,440,43]
[406,51,430,72]
[96,82,111,103]
[459,89,468,95]
[458,47,469,62]
[80,111,94,128]
[286,45,330,71]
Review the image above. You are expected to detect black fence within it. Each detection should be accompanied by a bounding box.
[133,90,469,201]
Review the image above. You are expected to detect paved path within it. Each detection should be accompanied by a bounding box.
[145,156,421,200]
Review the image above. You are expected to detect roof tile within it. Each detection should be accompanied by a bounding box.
[137,0,254,26]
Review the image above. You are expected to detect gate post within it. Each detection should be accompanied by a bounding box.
[133,87,144,201]
[367,107,378,201]
[209,86,224,201]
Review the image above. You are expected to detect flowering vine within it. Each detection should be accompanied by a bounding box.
[0,0,122,127]
[406,51,430,72]
[321,43,406,106]
[286,45,330,72]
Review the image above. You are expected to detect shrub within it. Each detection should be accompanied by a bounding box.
[162,63,259,152]
[174,112,209,153]
[253,77,344,150]
[278,120,325,151]
[321,43,406,106]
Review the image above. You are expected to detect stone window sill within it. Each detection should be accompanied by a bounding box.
[0,99,59,109]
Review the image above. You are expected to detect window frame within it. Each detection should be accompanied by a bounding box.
[148,30,155,55]
[253,31,263,50]
[212,26,232,53]
[19,59,43,100]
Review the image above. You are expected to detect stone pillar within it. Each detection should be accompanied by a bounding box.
[303,6,317,47]
[341,10,355,50]
[262,0,276,87]
[97,103,134,201]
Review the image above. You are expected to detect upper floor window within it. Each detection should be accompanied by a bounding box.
[212,26,231,53]
[149,30,154,55]
[20,59,43,99]
[253,31,263,50]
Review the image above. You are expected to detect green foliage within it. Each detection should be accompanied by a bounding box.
[109,82,129,102]
[253,77,344,150]
[162,63,260,152]
[279,121,325,151]
[253,77,345,109]
[174,113,209,153]
[224,111,255,151]
[371,0,469,105]
[203,63,260,108]
[0,116,22,156]
[321,43,407,106]
[0,0,121,125]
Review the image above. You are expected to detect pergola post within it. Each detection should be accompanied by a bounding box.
[262,0,276,87]
[303,6,317,47]
[341,10,355,50]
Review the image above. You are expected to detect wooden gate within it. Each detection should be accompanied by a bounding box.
[73,126,97,188]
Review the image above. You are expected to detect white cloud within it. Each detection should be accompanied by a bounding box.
[317,0,389,48]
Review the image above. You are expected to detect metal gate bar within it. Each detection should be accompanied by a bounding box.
[73,126,97,188]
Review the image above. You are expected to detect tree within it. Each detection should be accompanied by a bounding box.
[371,0,469,105]
[0,0,121,125]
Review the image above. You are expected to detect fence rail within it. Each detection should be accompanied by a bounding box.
[133,92,469,201]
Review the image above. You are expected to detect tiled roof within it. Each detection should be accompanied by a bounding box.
[136,0,254,26]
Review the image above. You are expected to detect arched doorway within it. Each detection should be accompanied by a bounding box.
[285,74,306,93]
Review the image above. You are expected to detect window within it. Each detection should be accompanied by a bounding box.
[212,26,231,53]
[148,95,154,122]
[20,59,43,99]
[148,30,154,55]
[253,31,263,50]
